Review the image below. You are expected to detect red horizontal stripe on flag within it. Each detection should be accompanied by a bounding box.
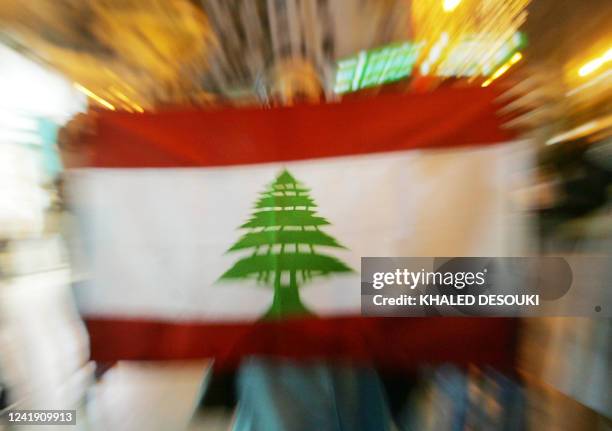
[85,87,514,168]
[85,317,518,370]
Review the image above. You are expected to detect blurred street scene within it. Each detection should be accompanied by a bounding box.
[0,1,610,430]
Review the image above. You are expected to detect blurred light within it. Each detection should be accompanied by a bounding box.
[546,115,612,145]
[74,83,115,111]
[0,129,43,146]
[579,59,604,77]
[0,44,84,122]
[443,0,462,12]
[437,32,526,77]
[0,111,39,132]
[0,46,83,238]
[567,69,612,96]
[338,31,525,88]
[110,87,144,113]
[420,33,450,75]
[482,52,522,87]
[578,47,612,77]
[413,0,529,80]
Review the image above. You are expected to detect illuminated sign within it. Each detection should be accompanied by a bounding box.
[334,32,527,93]
[436,32,527,77]
[334,42,423,94]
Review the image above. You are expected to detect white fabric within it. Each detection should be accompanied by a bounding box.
[69,142,529,321]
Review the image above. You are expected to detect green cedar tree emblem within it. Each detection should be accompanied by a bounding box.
[220,169,353,319]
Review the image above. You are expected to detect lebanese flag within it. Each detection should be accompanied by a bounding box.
[68,87,524,368]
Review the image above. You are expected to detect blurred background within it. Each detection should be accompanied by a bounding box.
[0,0,610,430]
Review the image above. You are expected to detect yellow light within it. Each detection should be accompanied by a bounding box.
[413,0,529,80]
[443,0,461,12]
[74,83,115,110]
[578,47,612,77]
[579,58,603,76]
[482,52,522,87]
[109,87,144,113]
[510,52,523,64]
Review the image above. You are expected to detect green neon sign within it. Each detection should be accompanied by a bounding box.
[334,32,527,93]
[334,41,423,94]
